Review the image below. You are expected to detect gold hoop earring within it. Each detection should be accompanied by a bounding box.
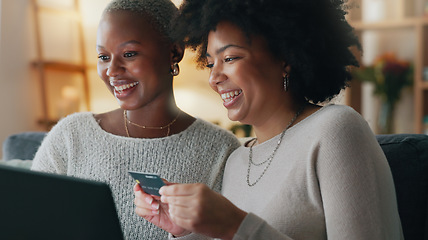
[171,62,180,76]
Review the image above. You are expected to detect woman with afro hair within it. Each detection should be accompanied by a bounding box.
[133,0,403,239]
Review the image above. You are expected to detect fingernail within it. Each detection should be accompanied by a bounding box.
[152,202,159,210]
[145,197,153,204]
[152,210,159,215]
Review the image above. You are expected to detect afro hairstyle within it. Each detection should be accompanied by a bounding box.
[172,0,361,103]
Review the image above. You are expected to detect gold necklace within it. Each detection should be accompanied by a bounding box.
[247,105,305,187]
[123,110,180,137]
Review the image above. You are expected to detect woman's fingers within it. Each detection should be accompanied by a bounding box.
[134,186,161,216]
[160,183,207,199]
[162,178,176,186]
[135,205,158,216]
[159,184,212,222]
[134,183,142,191]
[158,183,247,239]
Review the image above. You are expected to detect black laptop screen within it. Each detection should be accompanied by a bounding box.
[0,165,124,240]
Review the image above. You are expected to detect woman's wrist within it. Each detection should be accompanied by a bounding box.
[223,209,247,240]
[172,230,192,238]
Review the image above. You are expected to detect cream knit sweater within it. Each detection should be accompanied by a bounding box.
[174,105,403,240]
[224,105,403,239]
[31,112,240,240]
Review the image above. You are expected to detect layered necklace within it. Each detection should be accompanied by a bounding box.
[247,105,305,187]
[123,110,180,138]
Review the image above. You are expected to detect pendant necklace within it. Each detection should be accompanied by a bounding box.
[247,105,305,187]
[123,110,180,137]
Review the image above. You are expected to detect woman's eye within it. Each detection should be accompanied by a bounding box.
[224,57,240,63]
[98,55,109,61]
[206,63,214,68]
[124,52,137,58]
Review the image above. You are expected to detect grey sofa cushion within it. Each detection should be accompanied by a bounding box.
[2,132,46,161]
[0,159,33,168]
[376,134,428,240]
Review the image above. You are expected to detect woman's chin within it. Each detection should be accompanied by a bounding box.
[227,111,245,124]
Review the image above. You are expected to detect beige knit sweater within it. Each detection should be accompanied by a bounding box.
[31,112,241,240]
[223,105,403,239]
[174,105,403,240]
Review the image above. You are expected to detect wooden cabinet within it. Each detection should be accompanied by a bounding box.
[346,0,428,134]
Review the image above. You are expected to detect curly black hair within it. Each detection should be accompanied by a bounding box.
[172,0,361,103]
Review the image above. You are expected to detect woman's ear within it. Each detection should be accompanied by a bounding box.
[170,42,185,64]
[282,61,292,77]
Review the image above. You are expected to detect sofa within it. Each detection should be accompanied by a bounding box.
[376,134,428,240]
[2,132,428,239]
[1,132,46,168]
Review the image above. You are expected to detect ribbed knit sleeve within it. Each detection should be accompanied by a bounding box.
[31,112,241,239]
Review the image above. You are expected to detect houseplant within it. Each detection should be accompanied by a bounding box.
[352,53,413,133]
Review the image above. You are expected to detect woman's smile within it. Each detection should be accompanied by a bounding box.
[220,89,242,106]
[109,80,139,99]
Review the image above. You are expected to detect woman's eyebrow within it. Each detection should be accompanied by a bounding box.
[206,44,245,57]
[96,40,142,49]
[119,40,142,47]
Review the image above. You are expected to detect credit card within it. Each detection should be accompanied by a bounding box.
[128,171,165,196]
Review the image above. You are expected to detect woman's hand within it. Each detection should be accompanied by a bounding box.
[133,184,191,237]
[159,183,247,240]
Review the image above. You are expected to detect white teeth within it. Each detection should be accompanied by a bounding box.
[221,90,242,102]
[112,82,139,92]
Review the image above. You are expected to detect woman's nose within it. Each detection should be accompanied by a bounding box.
[106,58,123,77]
[208,65,227,87]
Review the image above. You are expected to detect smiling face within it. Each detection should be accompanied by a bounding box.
[206,21,287,126]
[96,10,175,110]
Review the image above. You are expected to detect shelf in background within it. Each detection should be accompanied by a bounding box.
[32,61,85,73]
[350,17,428,30]
[350,18,418,30]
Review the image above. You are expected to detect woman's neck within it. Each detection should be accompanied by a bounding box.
[125,104,181,126]
[252,102,318,144]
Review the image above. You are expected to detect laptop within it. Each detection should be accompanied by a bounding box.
[0,164,124,240]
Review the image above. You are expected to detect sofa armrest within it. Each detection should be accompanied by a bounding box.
[2,132,46,161]
[376,134,428,240]
[0,159,33,169]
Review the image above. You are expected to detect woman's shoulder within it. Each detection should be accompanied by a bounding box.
[309,104,366,127]
[318,104,360,117]
[313,104,376,140]
[48,112,98,135]
[55,112,94,125]
[292,104,372,139]
[38,112,95,147]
